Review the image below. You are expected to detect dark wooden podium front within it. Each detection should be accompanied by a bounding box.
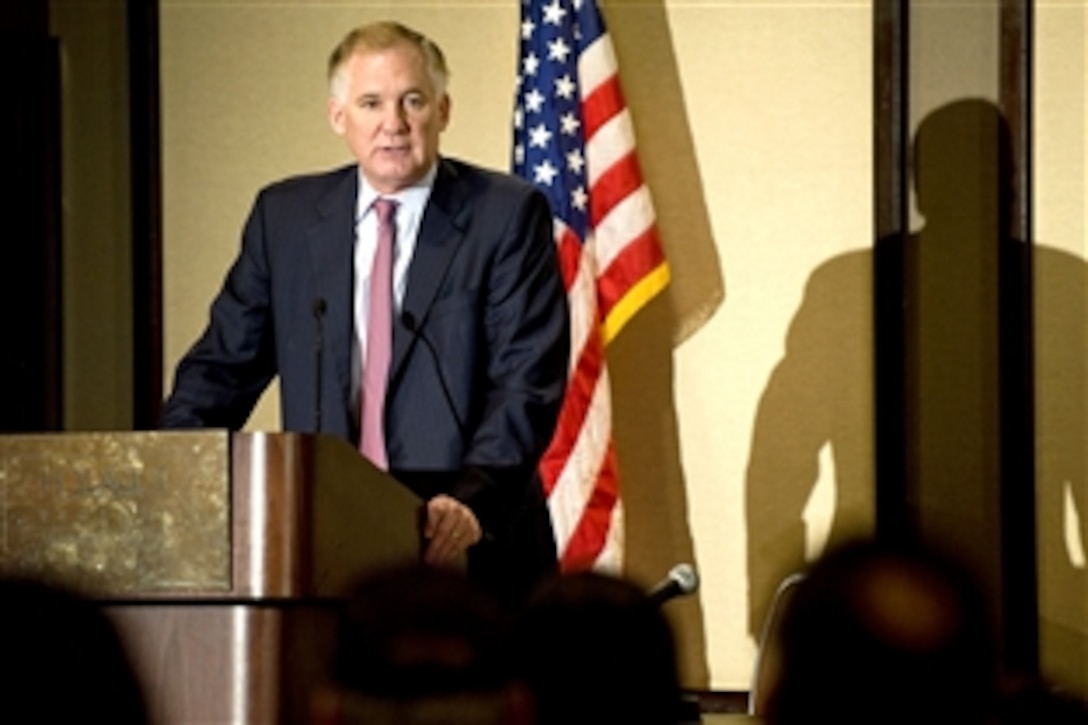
[0,431,422,723]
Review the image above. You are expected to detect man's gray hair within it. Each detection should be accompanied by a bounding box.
[328,21,449,100]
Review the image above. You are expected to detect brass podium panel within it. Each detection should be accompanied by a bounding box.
[0,430,230,594]
[0,431,422,723]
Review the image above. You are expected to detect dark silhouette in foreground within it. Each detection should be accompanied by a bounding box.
[0,576,148,723]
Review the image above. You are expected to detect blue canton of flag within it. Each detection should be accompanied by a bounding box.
[513,0,602,245]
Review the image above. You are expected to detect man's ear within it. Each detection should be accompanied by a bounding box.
[328,96,346,136]
[438,93,451,132]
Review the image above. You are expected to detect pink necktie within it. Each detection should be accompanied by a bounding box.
[360,198,397,469]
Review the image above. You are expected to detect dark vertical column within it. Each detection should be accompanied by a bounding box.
[997,0,1039,680]
[873,0,912,545]
[128,0,164,429]
[0,2,62,432]
[876,0,1039,683]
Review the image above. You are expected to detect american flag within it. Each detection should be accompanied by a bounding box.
[513,0,670,572]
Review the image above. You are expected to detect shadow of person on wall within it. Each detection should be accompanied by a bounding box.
[744,196,875,641]
[598,0,724,689]
[1034,199,1088,700]
[746,98,1087,698]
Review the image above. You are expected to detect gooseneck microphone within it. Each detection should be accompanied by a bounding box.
[312,297,327,433]
[647,563,700,607]
[400,310,467,441]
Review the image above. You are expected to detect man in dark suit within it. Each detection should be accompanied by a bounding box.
[162,21,569,606]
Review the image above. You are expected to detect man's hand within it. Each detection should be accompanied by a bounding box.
[422,494,482,565]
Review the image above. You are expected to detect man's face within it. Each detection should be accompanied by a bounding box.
[328,44,449,194]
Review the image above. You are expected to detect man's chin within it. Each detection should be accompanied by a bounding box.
[366,165,426,193]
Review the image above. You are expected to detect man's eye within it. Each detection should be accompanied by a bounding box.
[404,95,426,110]
[358,98,380,110]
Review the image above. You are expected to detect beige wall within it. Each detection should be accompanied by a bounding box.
[160,0,874,689]
[1036,2,1088,698]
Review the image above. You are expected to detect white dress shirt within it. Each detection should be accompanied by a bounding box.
[350,163,437,422]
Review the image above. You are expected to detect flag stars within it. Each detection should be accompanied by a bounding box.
[521,18,536,40]
[523,52,541,77]
[566,148,585,174]
[542,0,567,26]
[523,87,546,114]
[547,37,572,64]
[514,144,525,166]
[554,74,576,101]
[534,159,560,186]
[514,107,525,130]
[559,111,580,136]
[528,122,553,149]
[571,185,588,211]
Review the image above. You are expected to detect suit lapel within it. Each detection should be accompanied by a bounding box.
[390,159,473,382]
[307,167,359,411]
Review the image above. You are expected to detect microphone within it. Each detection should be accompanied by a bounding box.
[312,297,327,433]
[647,563,699,607]
[400,310,467,441]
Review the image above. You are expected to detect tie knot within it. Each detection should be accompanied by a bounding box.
[373,197,398,224]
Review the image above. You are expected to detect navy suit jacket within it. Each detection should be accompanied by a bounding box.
[162,158,570,604]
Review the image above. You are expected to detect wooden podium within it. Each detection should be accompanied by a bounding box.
[0,430,423,723]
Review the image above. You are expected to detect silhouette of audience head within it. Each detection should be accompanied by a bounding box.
[764,538,996,725]
[0,575,148,723]
[315,562,525,724]
[510,570,683,724]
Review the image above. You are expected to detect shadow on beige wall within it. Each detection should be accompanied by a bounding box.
[1036,243,1088,697]
[744,246,874,641]
[603,0,724,689]
[744,98,1088,697]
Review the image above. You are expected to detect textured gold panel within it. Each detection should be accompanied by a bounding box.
[0,431,230,596]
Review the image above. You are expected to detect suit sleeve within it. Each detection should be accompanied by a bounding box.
[450,187,569,536]
[160,192,277,429]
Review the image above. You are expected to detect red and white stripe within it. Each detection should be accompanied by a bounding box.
[541,30,670,573]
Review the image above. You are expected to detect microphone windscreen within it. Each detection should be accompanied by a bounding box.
[671,563,699,595]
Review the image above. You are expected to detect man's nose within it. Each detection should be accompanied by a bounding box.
[381,102,409,132]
